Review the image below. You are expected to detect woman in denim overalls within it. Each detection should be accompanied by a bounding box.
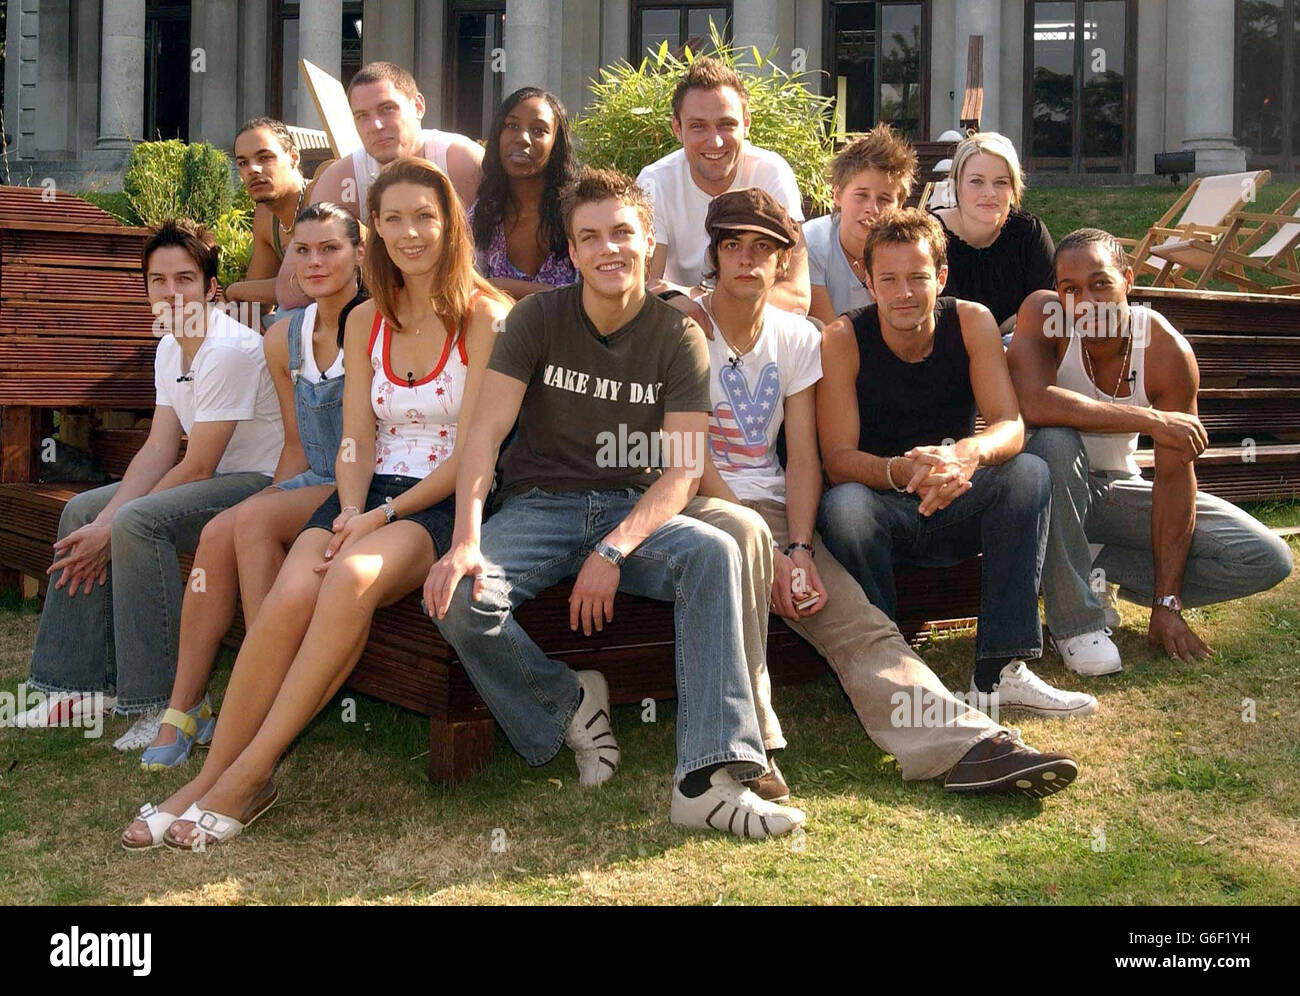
[123,206,364,839]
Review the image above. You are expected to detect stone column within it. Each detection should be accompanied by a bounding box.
[953,0,999,133]
[600,0,629,66]
[732,0,779,59]
[413,0,446,126]
[504,0,553,96]
[95,0,146,149]
[1180,0,1247,174]
[297,0,343,130]
[190,0,240,146]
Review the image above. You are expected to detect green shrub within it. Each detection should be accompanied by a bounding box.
[573,24,836,214]
[212,206,254,288]
[122,139,236,228]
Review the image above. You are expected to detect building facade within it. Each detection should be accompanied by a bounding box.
[2,0,1296,189]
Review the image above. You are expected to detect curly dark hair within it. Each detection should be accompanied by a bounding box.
[472,87,577,261]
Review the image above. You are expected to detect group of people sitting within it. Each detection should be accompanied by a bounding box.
[16,57,1292,851]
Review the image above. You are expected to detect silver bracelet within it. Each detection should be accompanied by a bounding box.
[885,456,907,493]
[341,504,361,514]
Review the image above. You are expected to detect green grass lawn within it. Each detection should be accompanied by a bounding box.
[1,530,1296,906]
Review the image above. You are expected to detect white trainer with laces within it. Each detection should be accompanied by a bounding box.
[564,670,620,786]
[113,707,164,752]
[1054,629,1123,676]
[971,661,1099,719]
[671,767,806,838]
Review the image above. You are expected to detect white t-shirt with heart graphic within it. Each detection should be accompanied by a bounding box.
[704,303,822,503]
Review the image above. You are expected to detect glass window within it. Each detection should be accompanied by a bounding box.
[447,8,505,140]
[1082,1,1125,159]
[828,2,926,140]
[635,4,731,61]
[1031,1,1076,160]
[1028,0,1129,170]
[1237,0,1285,158]
[879,4,923,135]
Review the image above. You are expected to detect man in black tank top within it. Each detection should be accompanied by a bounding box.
[817,208,1099,719]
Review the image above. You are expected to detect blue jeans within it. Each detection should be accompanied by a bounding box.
[430,488,767,783]
[817,453,1051,663]
[1026,426,1294,638]
[28,472,271,712]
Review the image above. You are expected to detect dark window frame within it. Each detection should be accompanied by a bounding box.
[629,2,734,63]
[821,1,931,142]
[144,0,192,143]
[1234,0,1299,171]
[268,0,363,123]
[443,0,507,141]
[1021,0,1137,173]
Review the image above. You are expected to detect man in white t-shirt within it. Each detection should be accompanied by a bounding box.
[694,189,1081,802]
[25,220,283,743]
[636,57,810,316]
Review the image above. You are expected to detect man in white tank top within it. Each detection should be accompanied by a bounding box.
[1010,229,1292,675]
[277,61,483,310]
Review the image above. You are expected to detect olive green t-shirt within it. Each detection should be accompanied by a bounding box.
[488,283,711,501]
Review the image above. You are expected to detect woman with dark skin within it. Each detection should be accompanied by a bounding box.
[469,87,579,298]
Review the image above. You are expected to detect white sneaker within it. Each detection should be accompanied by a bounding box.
[971,661,1098,719]
[670,767,806,838]
[564,671,620,786]
[1053,629,1123,676]
[10,692,116,728]
[113,708,164,752]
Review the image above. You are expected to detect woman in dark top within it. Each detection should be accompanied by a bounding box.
[469,87,579,299]
[932,132,1054,332]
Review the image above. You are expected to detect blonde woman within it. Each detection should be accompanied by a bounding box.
[932,132,1054,334]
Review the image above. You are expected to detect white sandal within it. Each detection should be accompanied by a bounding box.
[164,784,279,851]
[121,802,180,851]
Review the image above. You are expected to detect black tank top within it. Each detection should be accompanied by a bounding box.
[847,297,975,456]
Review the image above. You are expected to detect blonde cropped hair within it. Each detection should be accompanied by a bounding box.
[950,131,1026,209]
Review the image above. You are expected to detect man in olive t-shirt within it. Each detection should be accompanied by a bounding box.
[424,167,804,839]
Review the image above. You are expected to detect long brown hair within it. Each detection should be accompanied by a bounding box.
[364,157,506,333]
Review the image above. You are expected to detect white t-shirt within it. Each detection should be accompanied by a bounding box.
[637,143,805,288]
[704,303,822,503]
[154,308,284,476]
[804,213,873,316]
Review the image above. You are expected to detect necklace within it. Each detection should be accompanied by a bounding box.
[702,293,763,367]
[278,185,306,238]
[838,223,869,289]
[1080,327,1134,401]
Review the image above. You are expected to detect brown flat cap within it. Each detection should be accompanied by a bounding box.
[704,187,801,247]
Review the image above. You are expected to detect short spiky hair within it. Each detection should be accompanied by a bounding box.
[347,61,418,101]
[863,207,948,276]
[560,166,654,240]
[235,116,298,157]
[671,57,750,120]
[141,218,220,287]
[1054,227,1129,274]
[831,124,918,200]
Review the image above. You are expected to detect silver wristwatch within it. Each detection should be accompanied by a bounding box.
[593,540,626,568]
[1153,594,1183,614]
[382,496,398,524]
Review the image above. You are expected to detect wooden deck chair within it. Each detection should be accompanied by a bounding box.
[1149,186,1300,294]
[1118,170,1271,283]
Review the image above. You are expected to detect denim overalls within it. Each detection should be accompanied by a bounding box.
[276,306,345,490]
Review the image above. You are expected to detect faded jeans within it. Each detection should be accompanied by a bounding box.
[28,473,271,713]
[1026,426,1294,638]
[818,454,1052,666]
[430,488,767,783]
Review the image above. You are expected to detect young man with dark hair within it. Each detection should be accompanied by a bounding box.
[226,117,306,315]
[636,57,811,316]
[817,208,1098,719]
[424,168,805,838]
[1010,228,1292,673]
[696,189,1079,799]
[22,221,284,743]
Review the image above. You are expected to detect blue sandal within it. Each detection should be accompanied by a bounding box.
[140,698,216,771]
